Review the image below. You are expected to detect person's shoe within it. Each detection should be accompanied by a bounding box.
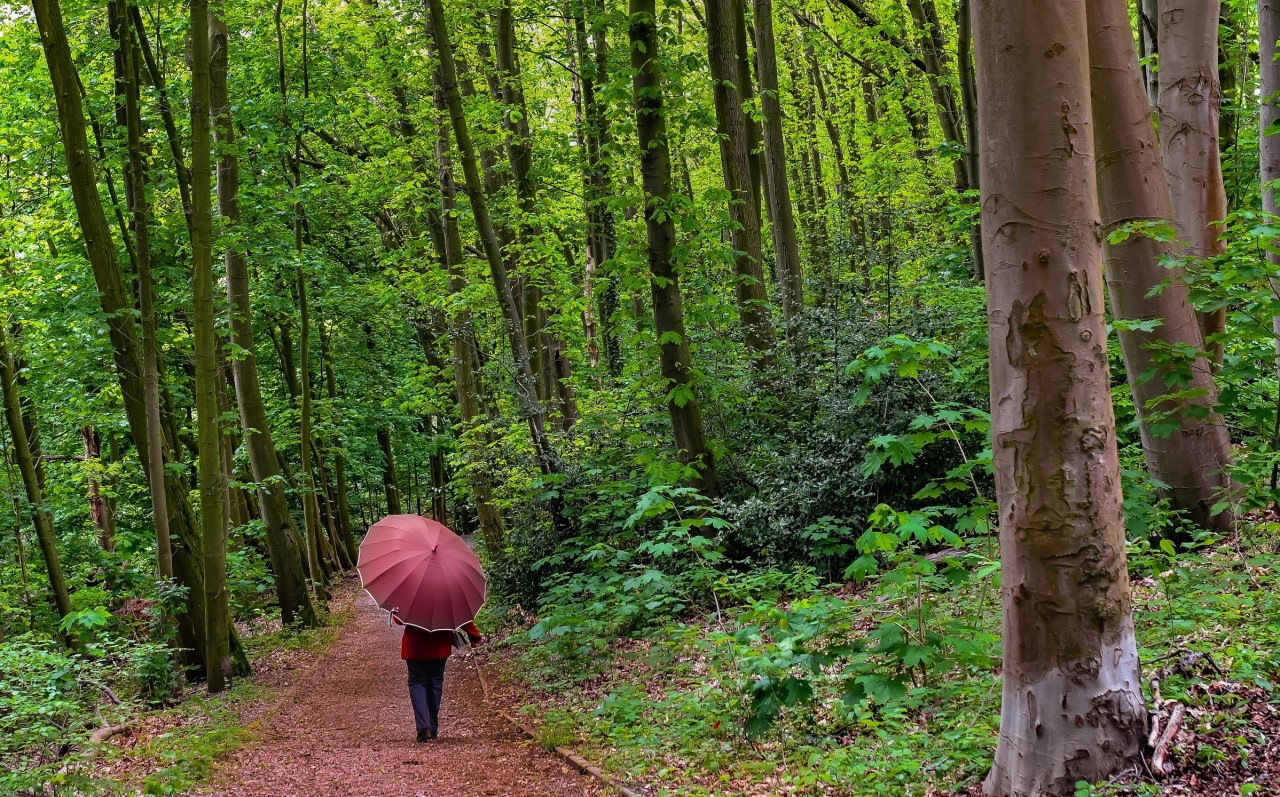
[430,729,438,740]
[416,729,429,743]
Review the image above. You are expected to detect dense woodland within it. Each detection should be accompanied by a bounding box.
[4,0,1280,794]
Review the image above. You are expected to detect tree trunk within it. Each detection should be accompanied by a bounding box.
[631,0,721,496]
[573,5,621,377]
[129,5,192,223]
[1138,0,1160,108]
[425,39,508,555]
[1259,0,1280,372]
[424,0,568,515]
[1157,1,1228,365]
[956,0,984,279]
[0,327,73,625]
[118,4,173,581]
[80,427,114,551]
[752,0,804,331]
[905,0,966,191]
[33,0,250,677]
[1088,0,1235,535]
[973,0,1146,792]
[494,0,579,429]
[190,0,231,693]
[377,428,402,516]
[210,9,317,628]
[704,0,777,365]
[318,324,357,556]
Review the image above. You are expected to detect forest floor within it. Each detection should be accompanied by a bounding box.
[194,588,602,797]
[80,577,602,796]
[491,536,1280,797]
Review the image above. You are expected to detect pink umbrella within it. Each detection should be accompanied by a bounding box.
[357,515,486,631]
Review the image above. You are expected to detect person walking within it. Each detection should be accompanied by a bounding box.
[392,612,482,742]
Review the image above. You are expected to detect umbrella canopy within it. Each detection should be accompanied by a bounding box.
[357,515,486,631]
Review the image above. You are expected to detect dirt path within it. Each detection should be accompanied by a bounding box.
[201,593,601,797]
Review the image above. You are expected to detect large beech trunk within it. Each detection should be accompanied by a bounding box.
[1087,0,1235,534]
[0,327,73,625]
[704,0,777,365]
[210,11,317,628]
[1157,1,1228,364]
[631,0,720,496]
[752,0,804,330]
[189,0,231,693]
[973,0,1146,793]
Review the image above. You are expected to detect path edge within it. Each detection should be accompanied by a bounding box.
[470,657,646,797]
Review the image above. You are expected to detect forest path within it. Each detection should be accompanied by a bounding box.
[200,592,600,797]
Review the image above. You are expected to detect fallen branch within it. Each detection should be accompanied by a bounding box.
[473,657,646,797]
[88,724,130,745]
[1151,702,1185,775]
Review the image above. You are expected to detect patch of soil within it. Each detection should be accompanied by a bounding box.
[197,591,601,797]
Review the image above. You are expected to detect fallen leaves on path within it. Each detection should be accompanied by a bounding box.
[200,592,602,797]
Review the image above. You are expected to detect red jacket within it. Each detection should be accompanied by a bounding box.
[394,616,482,660]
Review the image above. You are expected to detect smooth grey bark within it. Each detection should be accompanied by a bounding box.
[1260,0,1280,367]
[973,0,1147,792]
[1157,1,1228,364]
[1089,0,1235,535]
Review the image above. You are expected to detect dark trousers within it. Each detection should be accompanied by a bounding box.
[406,658,447,735]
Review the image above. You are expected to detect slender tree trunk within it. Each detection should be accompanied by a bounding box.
[974,1,1146,793]
[1158,1,1228,365]
[129,5,192,222]
[494,0,579,429]
[210,10,316,627]
[33,0,249,677]
[0,327,72,625]
[190,0,231,693]
[318,324,357,555]
[956,0,984,279]
[120,0,174,583]
[298,266,330,585]
[631,0,721,496]
[424,0,567,509]
[704,0,777,364]
[732,0,763,211]
[81,427,114,551]
[377,429,403,515]
[752,0,804,331]
[1088,0,1236,534]
[573,5,620,376]
[1138,0,1160,108]
[425,39,508,555]
[905,0,966,190]
[1259,1,1280,371]
[810,55,860,299]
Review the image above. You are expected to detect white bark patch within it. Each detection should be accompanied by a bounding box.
[984,625,1146,797]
